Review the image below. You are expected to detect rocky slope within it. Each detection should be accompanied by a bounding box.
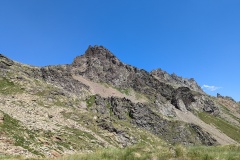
[0,46,239,158]
[151,68,204,94]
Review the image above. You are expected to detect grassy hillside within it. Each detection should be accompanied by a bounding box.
[1,144,240,160]
[198,112,240,142]
[58,144,240,160]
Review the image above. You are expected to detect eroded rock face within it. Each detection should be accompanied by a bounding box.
[171,87,196,111]
[40,65,89,96]
[171,87,219,114]
[72,45,126,86]
[71,45,220,116]
[97,118,136,147]
[0,54,14,69]
[72,45,174,101]
[151,69,204,94]
[189,124,217,146]
[91,95,217,146]
[202,99,219,114]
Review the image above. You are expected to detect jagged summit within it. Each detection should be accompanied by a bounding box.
[71,46,205,97]
[151,68,204,93]
[85,45,116,58]
[72,45,122,67]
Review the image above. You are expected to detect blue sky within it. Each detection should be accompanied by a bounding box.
[0,0,240,101]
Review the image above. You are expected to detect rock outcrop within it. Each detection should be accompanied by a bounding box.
[72,46,174,101]
[90,95,217,145]
[0,54,14,69]
[72,46,219,114]
[151,68,204,93]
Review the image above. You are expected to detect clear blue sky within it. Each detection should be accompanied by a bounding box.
[0,0,240,101]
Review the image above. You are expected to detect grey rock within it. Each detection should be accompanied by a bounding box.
[171,87,196,111]
[151,69,204,94]
[72,45,174,101]
[189,124,217,146]
[0,54,14,69]
[93,95,217,145]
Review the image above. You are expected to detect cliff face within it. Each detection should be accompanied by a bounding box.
[0,46,238,158]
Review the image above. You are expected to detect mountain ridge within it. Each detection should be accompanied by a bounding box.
[0,45,239,158]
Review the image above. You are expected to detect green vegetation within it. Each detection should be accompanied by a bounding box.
[1,112,101,158]
[101,82,110,88]
[59,143,173,160]
[2,143,240,160]
[120,88,130,95]
[0,113,43,156]
[2,109,240,160]
[0,77,23,94]
[114,87,130,95]
[58,144,240,160]
[53,99,65,107]
[86,95,96,108]
[106,102,113,117]
[0,155,25,160]
[187,145,240,160]
[198,112,240,142]
[220,104,240,124]
[50,126,100,152]
[35,90,49,97]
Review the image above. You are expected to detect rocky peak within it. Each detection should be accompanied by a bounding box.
[72,45,122,67]
[85,45,116,59]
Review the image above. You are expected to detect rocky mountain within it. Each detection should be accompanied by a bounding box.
[0,46,239,159]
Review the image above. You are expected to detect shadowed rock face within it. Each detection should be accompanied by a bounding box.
[171,87,196,111]
[92,95,217,145]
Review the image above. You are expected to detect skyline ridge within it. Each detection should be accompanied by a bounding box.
[1,45,238,102]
